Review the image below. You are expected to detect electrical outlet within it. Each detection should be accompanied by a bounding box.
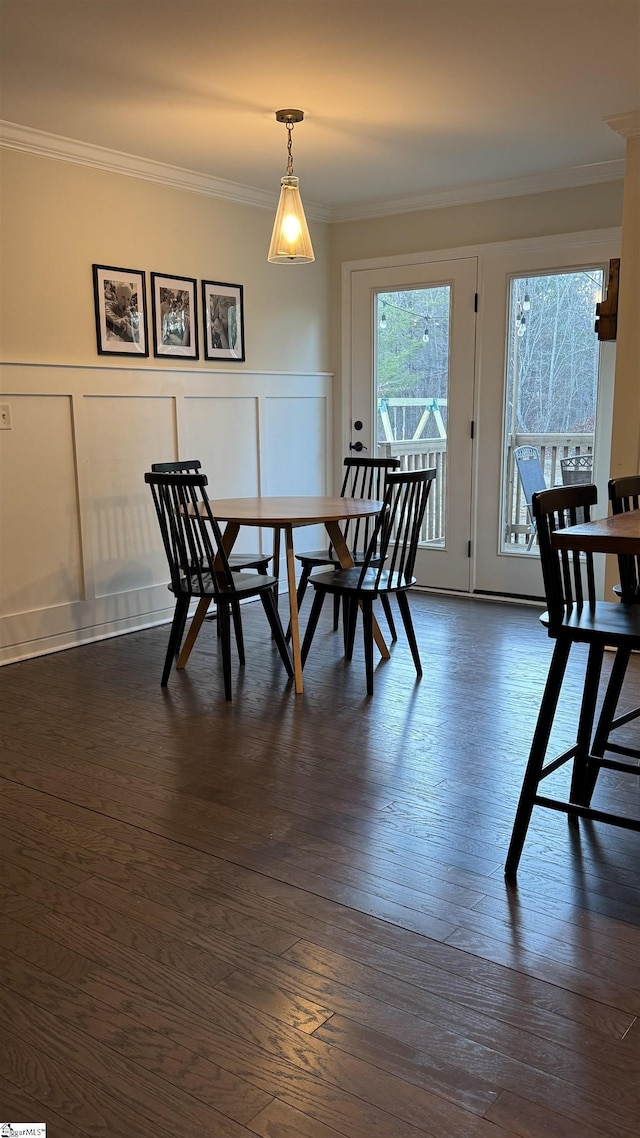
[0,404,11,430]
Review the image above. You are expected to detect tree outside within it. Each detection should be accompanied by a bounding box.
[506,270,603,439]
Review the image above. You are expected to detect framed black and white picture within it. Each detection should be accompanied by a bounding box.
[151,272,198,359]
[92,264,148,356]
[202,280,245,361]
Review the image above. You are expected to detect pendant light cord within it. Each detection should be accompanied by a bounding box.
[286,123,294,176]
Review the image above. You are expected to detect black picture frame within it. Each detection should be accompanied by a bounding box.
[151,272,199,359]
[92,264,148,356]
[202,280,245,361]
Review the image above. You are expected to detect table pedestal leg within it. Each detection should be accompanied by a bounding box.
[284,525,304,693]
[176,598,211,669]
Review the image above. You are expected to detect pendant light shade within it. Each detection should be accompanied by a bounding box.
[268,110,315,264]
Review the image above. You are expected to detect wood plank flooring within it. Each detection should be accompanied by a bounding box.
[0,591,638,1137]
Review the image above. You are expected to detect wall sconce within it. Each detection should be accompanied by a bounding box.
[267,109,315,264]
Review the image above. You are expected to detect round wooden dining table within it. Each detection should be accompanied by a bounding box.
[177,495,385,693]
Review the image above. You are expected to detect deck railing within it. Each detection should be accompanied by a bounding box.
[377,432,594,547]
[504,433,594,547]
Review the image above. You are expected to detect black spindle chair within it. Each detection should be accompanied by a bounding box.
[291,455,401,641]
[151,461,271,574]
[145,471,292,700]
[505,483,640,881]
[301,468,436,695]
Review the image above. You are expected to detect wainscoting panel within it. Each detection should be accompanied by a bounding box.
[182,395,261,557]
[0,393,83,617]
[0,365,333,663]
[262,394,329,554]
[84,394,176,598]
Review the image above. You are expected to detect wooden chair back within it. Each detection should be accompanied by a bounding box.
[608,475,640,602]
[531,483,598,631]
[151,459,202,473]
[338,455,401,558]
[145,471,236,599]
[357,468,437,589]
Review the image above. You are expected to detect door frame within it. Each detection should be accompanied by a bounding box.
[341,227,621,599]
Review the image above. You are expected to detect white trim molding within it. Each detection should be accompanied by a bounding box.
[0,119,332,222]
[0,119,624,225]
[604,110,640,140]
[329,161,626,223]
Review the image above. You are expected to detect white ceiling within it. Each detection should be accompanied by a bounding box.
[1,0,639,220]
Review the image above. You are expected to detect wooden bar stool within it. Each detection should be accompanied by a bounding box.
[505,483,640,881]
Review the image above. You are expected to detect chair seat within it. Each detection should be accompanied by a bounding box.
[296,548,380,569]
[310,566,415,596]
[541,600,640,645]
[613,582,640,603]
[295,548,340,567]
[172,571,279,600]
[228,552,271,571]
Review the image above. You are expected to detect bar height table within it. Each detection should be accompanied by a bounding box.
[551,510,640,556]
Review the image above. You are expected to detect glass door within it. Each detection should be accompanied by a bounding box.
[474,238,617,598]
[350,257,478,592]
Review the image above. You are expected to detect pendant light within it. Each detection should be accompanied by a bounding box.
[268,109,315,264]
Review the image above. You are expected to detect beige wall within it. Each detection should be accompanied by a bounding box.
[0,148,330,371]
[609,133,640,479]
[0,150,333,662]
[330,181,624,268]
[606,131,640,594]
[329,178,624,370]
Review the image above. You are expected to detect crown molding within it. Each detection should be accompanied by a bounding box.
[603,110,640,139]
[0,120,332,223]
[0,119,625,225]
[328,159,626,222]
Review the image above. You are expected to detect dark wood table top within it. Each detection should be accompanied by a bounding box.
[552,511,640,555]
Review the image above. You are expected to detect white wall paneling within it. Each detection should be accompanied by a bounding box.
[0,393,83,615]
[262,394,330,555]
[0,364,333,664]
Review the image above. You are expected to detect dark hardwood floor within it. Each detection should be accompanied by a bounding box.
[0,591,638,1137]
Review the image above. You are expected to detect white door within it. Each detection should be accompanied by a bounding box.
[347,233,618,600]
[349,257,478,592]
[473,237,617,599]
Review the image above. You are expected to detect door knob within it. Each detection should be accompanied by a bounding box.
[350,441,368,452]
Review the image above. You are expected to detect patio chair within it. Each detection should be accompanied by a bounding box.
[513,445,546,549]
[560,454,593,486]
